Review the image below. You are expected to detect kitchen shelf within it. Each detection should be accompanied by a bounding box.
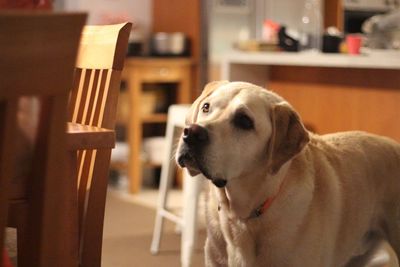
[119,57,192,193]
[141,113,168,124]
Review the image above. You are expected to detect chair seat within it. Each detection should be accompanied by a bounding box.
[67,122,115,151]
[7,123,115,202]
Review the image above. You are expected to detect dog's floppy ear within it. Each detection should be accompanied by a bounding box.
[267,102,309,174]
[185,80,229,124]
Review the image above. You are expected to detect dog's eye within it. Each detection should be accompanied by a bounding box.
[233,112,254,130]
[202,103,210,113]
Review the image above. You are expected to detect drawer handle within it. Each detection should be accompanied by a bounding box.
[158,68,169,76]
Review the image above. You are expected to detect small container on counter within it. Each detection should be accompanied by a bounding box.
[322,27,343,53]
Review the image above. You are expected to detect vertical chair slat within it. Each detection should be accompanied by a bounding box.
[88,70,102,126]
[96,69,112,128]
[74,69,91,124]
[90,69,108,128]
[69,68,82,121]
[89,71,101,123]
[81,69,96,125]
[71,69,85,123]
[78,69,92,124]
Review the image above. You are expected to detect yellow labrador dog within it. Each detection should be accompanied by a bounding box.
[176,81,400,267]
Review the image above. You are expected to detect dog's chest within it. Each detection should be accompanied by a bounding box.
[218,218,295,267]
[217,209,290,266]
[216,208,335,267]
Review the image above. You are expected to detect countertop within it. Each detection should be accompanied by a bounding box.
[222,49,400,70]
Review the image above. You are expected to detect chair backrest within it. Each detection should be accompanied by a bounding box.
[69,23,131,129]
[0,11,86,266]
[68,22,131,266]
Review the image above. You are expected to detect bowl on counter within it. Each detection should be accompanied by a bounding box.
[150,32,190,57]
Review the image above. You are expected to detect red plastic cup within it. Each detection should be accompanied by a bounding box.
[346,34,362,55]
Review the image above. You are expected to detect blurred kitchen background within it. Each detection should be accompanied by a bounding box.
[50,0,400,266]
[54,0,400,189]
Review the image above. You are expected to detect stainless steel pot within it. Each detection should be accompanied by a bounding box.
[150,32,189,56]
[152,32,169,55]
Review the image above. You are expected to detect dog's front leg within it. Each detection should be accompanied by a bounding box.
[214,188,257,266]
[205,236,228,267]
[226,233,256,267]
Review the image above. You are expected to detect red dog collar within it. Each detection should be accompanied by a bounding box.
[247,179,285,220]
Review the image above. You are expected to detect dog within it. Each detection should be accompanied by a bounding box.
[176,81,400,267]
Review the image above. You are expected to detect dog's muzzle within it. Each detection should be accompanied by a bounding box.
[177,124,208,168]
[182,124,209,148]
[177,124,227,187]
[177,124,209,175]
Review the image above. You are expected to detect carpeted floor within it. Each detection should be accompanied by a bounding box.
[102,190,206,267]
[101,191,399,267]
[5,188,399,266]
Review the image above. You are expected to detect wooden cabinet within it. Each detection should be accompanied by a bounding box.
[223,53,400,142]
[120,57,192,193]
[268,66,400,141]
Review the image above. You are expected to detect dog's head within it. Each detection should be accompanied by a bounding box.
[176,81,309,188]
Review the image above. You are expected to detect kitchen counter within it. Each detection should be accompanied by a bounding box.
[222,49,400,71]
[221,49,400,141]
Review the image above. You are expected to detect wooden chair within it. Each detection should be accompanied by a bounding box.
[5,20,131,267]
[67,22,131,267]
[0,11,86,267]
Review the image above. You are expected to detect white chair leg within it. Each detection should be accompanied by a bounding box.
[150,121,179,254]
[150,104,200,264]
[181,172,203,267]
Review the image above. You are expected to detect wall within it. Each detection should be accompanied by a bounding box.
[207,0,253,81]
[209,12,251,62]
[61,0,152,39]
[264,0,307,30]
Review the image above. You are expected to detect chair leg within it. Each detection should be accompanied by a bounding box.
[8,202,30,267]
[16,220,29,267]
[181,173,203,267]
[150,125,179,254]
[150,204,166,255]
[0,101,17,267]
[80,150,112,267]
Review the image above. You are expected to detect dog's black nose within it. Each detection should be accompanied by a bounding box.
[212,178,227,188]
[183,124,209,147]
